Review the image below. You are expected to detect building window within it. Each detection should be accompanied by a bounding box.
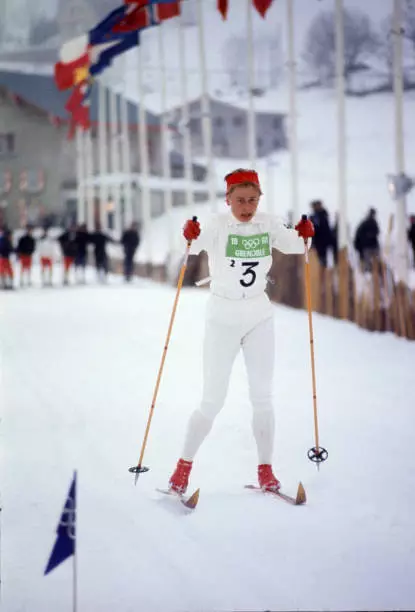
[171,165,184,179]
[189,118,201,134]
[214,116,224,127]
[257,137,263,149]
[0,133,15,156]
[233,115,244,126]
[273,118,280,129]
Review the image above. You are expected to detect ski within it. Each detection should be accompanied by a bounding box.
[244,482,307,506]
[156,487,200,510]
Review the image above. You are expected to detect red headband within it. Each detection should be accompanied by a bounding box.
[225,170,261,192]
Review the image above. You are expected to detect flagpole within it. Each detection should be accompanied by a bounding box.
[98,80,108,229]
[120,85,132,228]
[72,469,78,612]
[178,11,193,210]
[73,540,77,612]
[335,0,349,320]
[247,0,256,168]
[287,0,299,221]
[137,47,152,265]
[84,129,94,230]
[76,127,86,224]
[393,0,407,285]
[110,87,121,236]
[158,22,174,255]
[196,0,216,212]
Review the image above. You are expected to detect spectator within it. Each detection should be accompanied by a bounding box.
[121,221,140,282]
[38,227,60,287]
[332,213,338,266]
[408,215,415,269]
[354,208,380,272]
[16,225,36,287]
[58,224,78,285]
[309,200,333,267]
[0,227,15,290]
[75,223,90,284]
[90,223,114,282]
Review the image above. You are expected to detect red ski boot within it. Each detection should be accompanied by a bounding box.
[169,459,193,494]
[258,464,281,492]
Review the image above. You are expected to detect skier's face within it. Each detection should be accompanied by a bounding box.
[227,185,260,223]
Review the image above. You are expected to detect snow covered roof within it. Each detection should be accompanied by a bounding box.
[123,79,289,117]
[0,68,160,127]
[0,46,58,65]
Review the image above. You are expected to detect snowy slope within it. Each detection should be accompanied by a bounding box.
[2,270,415,611]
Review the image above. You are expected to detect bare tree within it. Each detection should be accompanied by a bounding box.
[378,15,394,87]
[379,7,415,89]
[404,0,415,56]
[223,34,282,92]
[303,8,379,85]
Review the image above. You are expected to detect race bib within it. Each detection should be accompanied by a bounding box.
[226,233,270,258]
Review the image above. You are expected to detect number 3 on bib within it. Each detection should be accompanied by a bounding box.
[240,261,259,287]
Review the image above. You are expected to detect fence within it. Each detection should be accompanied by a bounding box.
[110,244,415,341]
[265,248,415,341]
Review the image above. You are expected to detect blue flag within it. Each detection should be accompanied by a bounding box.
[89,30,140,77]
[44,472,77,575]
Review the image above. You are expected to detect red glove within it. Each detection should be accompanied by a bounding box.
[295,216,315,240]
[183,218,201,241]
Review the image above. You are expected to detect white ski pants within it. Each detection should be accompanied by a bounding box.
[182,293,276,464]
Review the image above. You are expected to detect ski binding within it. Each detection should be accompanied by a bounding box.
[156,487,200,510]
[245,482,306,505]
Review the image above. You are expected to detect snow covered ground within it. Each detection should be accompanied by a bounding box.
[2,267,415,611]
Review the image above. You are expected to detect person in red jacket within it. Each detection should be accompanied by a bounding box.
[168,168,314,495]
[0,227,15,290]
[58,225,78,285]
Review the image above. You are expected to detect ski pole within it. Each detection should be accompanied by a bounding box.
[129,217,197,484]
[301,216,328,468]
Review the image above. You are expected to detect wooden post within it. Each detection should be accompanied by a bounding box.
[404,285,414,340]
[382,215,394,334]
[372,259,381,331]
[353,268,361,327]
[395,282,407,337]
[324,267,334,317]
[309,249,321,312]
[379,258,391,332]
[363,274,372,330]
[338,247,350,320]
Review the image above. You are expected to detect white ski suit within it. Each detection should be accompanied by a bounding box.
[37,235,60,261]
[181,210,307,464]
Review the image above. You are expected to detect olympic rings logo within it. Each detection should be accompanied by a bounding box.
[242,238,260,249]
[59,497,76,540]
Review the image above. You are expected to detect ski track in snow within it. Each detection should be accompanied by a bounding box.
[2,268,415,611]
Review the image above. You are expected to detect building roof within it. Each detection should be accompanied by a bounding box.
[0,47,59,65]
[128,82,287,117]
[0,69,160,127]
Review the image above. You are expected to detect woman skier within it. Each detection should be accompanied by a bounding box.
[168,168,314,494]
